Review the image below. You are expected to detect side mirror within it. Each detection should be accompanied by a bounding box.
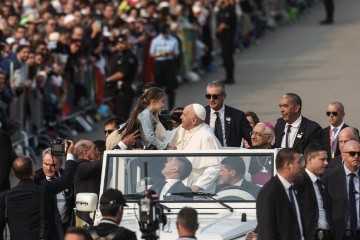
[76,193,98,212]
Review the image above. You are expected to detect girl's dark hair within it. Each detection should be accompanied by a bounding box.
[119,87,166,139]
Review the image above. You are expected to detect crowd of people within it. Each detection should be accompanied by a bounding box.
[0,0,327,141]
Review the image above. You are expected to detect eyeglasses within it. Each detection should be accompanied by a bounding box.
[205,93,224,100]
[344,151,360,157]
[326,111,339,117]
[251,131,271,137]
[104,130,115,135]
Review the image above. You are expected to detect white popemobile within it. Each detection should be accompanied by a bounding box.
[76,149,278,240]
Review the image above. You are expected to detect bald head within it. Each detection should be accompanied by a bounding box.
[342,140,360,172]
[327,102,345,127]
[12,156,34,180]
[74,140,99,161]
[338,127,359,153]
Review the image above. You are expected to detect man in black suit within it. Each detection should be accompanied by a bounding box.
[0,129,12,193]
[89,189,137,240]
[216,156,260,198]
[35,148,75,232]
[323,102,358,160]
[328,127,359,169]
[150,156,193,201]
[74,140,102,224]
[295,144,333,240]
[204,81,252,147]
[274,93,323,154]
[322,140,360,240]
[256,148,305,240]
[0,141,77,240]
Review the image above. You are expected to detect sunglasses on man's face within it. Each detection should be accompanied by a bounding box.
[205,93,224,100]
[326,111,339,117]
[344,151,360,157]
[104,130,115,135]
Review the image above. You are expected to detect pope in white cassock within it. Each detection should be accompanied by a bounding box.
[158,103,222,193]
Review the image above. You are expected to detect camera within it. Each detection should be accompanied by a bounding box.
[51,138,66,156]
[159,110,182,130]
[139,190,166,240]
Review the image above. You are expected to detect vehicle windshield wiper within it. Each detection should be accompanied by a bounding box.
[124,194,171,212]
[171,192,234,212]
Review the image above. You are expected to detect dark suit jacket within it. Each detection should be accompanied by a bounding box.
[74,159,102,196]
[0,160,77,240]
[92,221,137,240]
[256,175,302,240]
[328,155,343,170]
[274,117,323,154]
[0,130,12,193]
[205,105,252,147]
[151,181,193,201]
[321,166,359,240]
[323,124,359,160]
[34,168,75,227]
[294,171,333,240]
[215,179,261,198]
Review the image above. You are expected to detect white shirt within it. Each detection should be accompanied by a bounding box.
[344,166,360,229]
[278,174,304,240]
[45,153,75,223]
[159,179,180,200]
[234,179,244,187]
[210,105,226,146]
[305,169,329,229]
[281,115,302,148]
[330,121,344,141]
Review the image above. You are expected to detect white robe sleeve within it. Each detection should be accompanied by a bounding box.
[193,166,220,193]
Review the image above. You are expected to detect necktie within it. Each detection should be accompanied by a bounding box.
[348,173,357,230]
[285,125,292,148]
[214,112,224,146]
[331,127,338,155]
[289,185,297,217]
[316,179,330,217]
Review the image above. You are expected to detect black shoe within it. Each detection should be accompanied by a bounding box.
[320,20,334,25]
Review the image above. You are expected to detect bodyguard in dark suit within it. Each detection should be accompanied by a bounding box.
[0,142,77,240]
[294,144,333,240]
[204,81,252,147]
[327,127,359,170]
[323,102,359,160]
[322,140,360,240]
[0,129,12,193]
[150,156,193,201]
[216,156,260,199]
[274,93,323,154]
[256,148,305,240]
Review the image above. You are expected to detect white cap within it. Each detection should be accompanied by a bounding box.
[64,14,76,25]
[192,104,206,121]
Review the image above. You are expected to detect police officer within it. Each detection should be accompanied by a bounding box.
[106,35,138,120]
[216,0,236,84]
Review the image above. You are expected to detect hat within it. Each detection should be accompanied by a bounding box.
[192,104,206,121]
[262,121,275,133]
[64,14,76,25]
[100,188,128,206]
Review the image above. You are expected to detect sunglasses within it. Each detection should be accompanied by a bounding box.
[326,111,339,117]
[345,151,360,157]
[104,130,115,135]
[205,93,224,100]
